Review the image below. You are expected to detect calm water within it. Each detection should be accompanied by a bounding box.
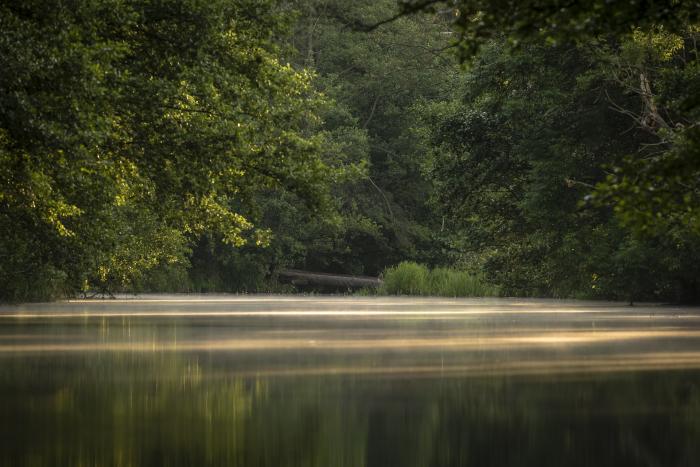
[1,296,700,466]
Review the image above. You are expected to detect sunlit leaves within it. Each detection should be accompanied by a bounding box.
[0,0,328,299]
[395,0,700,60]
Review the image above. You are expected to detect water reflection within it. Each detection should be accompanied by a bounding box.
[1,297,699,466]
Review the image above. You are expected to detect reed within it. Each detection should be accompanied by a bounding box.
[380,262,499,297]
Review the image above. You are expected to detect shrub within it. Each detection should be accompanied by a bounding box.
[381,262,499,297]
[381,262,429,295]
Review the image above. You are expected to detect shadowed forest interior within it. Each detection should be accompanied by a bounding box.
[1,0,699,302]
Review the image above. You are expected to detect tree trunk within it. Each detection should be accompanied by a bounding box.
[278,269,382,289]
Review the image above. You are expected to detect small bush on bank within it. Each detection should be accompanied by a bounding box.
[381,261,429,295]
[380,262,499,297]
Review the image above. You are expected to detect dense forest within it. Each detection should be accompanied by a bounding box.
[1,0,699,302]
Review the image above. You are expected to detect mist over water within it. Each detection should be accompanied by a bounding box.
[1,296,700,466]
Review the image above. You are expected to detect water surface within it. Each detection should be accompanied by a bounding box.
[1,296,699,466]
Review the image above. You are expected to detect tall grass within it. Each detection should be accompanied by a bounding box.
[380,261,499,297]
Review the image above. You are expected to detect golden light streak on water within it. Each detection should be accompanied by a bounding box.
[1,296,699,377]
[0,309,693,319]
[1,329,700,352]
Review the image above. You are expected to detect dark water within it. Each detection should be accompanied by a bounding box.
[1,296,700,466]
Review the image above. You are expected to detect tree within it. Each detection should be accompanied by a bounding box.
[386,1,700,58]
[283,0,459,274]
[590,26,700,237]
[0,0,328,300]
[418,37,700,300]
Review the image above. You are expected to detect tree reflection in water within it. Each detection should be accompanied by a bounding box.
[1,297,700,466]
[1,353,700,466]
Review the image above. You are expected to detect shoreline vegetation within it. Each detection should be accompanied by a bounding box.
[1,1,699,304]
[84,262,501,300]
[378,262,499,298]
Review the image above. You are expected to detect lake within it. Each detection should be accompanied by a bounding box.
[1,296,699,466]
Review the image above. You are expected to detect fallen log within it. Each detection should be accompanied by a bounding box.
[278,269,382,289]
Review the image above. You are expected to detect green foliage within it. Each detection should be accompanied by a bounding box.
[382,1,700,302]
[417,34,700,302]
[589,26,700,237]
[0,0,329,300]
[395,0,700,58]
[381,261,498,296]
[2,0,699,302]
[428,266,499,297]
[281,0,457,275]
[381,261,429,295]
[177,0,461,291]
